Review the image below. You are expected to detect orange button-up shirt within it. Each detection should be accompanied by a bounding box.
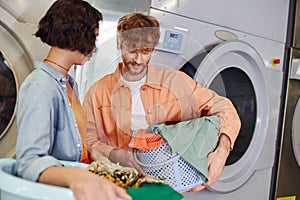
[83,63,241,161]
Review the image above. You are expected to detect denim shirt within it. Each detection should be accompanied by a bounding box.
[15,61,83,181]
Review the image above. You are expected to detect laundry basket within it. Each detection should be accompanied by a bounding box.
[134,142,204,192]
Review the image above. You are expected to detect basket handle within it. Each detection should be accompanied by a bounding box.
[133,149,181,167]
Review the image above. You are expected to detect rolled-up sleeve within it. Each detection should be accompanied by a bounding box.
[83,82,115,160]
[15,82,62,181]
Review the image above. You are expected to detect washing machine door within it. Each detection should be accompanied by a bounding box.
[0,20,33,158]
[292,95,300,168]
[290,59,300,168]
[194,40,268,193]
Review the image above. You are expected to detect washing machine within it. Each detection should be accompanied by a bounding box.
[275,52,300,200]
[148,0,290,199]
[0,0,53,158]
[273,0,300,199]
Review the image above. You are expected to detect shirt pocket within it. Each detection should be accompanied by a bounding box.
[151,98,183,123]
[98,105,131,135]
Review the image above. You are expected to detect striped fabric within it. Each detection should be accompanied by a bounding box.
[129,129,165,150]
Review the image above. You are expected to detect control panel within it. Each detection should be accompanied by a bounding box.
[156,29,185,54]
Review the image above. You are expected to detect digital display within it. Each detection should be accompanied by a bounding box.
[170,33,178,38]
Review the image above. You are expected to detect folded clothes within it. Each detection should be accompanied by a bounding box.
[126,183,183,200]
[130,116,220,183]
[152,115,220,183]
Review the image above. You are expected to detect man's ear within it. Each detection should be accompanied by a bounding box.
[117,38,121,50]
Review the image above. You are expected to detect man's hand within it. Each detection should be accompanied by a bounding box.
[203,133,231,187]
[109,148,144,173]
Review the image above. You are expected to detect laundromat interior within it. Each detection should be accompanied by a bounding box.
[0,0,300,199]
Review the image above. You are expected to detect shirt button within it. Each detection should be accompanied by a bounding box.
[147,110,152,114]
[142,87,146,91]
[76,143,81,148]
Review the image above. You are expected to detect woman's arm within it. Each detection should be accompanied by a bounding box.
[39,166,132,200]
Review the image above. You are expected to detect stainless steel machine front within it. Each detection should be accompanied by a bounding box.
[274,0,300,199]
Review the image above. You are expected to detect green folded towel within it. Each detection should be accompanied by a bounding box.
[153,115,220,183]
[126,183,183,200]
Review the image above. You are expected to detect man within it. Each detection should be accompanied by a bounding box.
[83,13,241,191]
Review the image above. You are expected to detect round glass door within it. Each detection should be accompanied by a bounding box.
[292,96,300,167]
[0,17,34,158]
[209,67,257,165]
[193,40,269,192]
[0,51,17,138]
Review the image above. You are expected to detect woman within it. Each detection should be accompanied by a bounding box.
[15,0,131,199]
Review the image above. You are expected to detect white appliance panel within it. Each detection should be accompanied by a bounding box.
[151,0,289,43]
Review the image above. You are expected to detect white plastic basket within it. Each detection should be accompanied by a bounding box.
[134,142,204,192]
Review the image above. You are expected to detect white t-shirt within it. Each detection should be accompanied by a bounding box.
[120,75,148,131]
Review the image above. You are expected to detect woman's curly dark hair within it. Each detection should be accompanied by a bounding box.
[35,0,102,56]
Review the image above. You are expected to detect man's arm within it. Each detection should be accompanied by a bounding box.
[38,166,132,200]
[83,83,115,160]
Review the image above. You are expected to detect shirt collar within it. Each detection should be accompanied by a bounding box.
[113,62,162,91]
[35,61,73,83]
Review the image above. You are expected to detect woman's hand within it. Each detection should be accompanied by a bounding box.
[69,168,132,200]
[39,166,132,200]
